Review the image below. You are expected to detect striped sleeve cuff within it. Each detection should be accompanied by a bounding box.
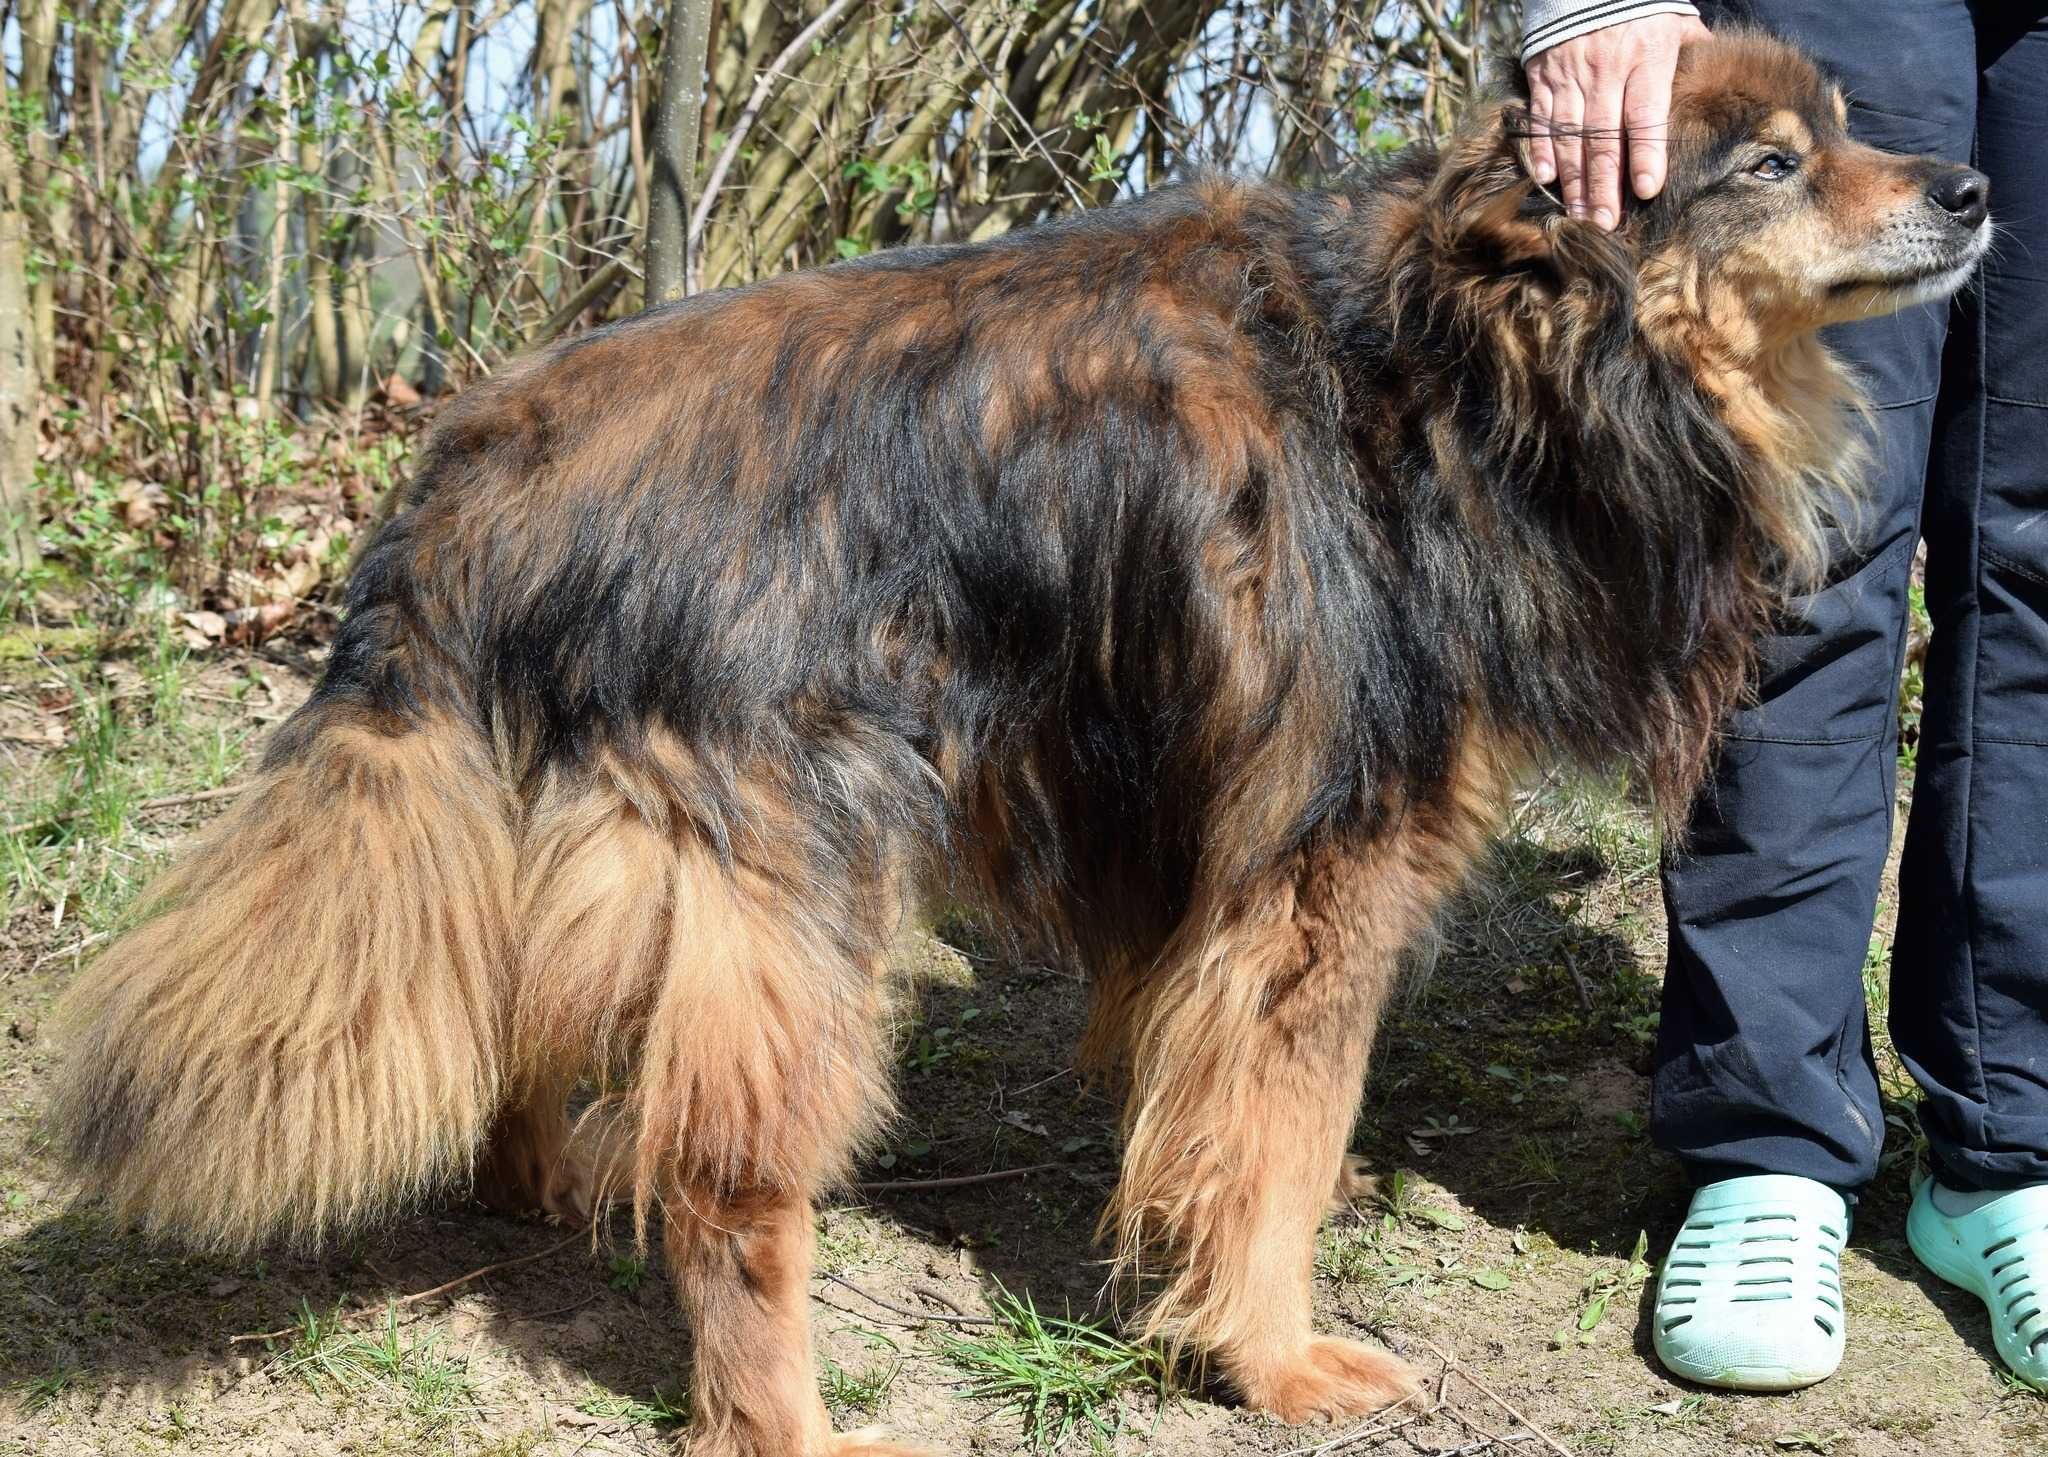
[1521,1,1700,61]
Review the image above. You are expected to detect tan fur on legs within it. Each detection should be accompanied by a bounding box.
[1107,746,1506,1423]
[475,1085,608,1227]
[1328,1154,1377,1216]
[667,1186,833,1456]
[666,1187,934,1457]
[1075,949,1147,1087]
[1108,840,1417,1421]
[599,790,912,1455]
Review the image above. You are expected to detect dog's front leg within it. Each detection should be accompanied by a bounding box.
[1107,836,1427,1423]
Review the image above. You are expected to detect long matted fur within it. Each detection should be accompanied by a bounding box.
[51,30,1990,1457]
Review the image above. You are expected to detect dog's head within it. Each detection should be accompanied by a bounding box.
[1370,27,1984,585]
[1407,28,1988,351]
[1633,29,1989,338]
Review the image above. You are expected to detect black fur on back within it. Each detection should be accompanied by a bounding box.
[294,120,1828,968]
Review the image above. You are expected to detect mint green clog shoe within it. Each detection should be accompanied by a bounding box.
[1651,1174,1850,1390]
[1907,1177,2048,1392]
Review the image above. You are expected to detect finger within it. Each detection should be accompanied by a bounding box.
[1526,81,1558,185]
[1549,83,1587,218]
[1623,56,1676,200]
[1582,84,1624,229]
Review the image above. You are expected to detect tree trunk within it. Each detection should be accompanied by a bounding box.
[0,65,44,573]
[646,0,714,304]
[16,0,61,389]
[254,70,292,417]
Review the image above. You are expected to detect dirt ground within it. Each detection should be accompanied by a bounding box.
[2,642,2043,1456]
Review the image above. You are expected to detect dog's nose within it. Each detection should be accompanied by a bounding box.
[1928,167,1990,228]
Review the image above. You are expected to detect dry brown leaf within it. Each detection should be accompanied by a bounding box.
[277,558,321,601]
[180,610,227,642]
[116,480,170,529]
[380,372,423,408]
[221,602,295,646]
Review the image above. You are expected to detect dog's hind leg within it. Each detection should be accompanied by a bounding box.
[1109,835,1438,1424]
[475,1081,608,1227]
[492,782,680,1229]
[634,830,923,1457]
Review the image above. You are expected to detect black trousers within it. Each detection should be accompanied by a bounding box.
[1657,1,2048,1193]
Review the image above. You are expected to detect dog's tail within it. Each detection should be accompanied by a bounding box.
[48,703,516,1251]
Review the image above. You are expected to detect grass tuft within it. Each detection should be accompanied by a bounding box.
[575,1386,690,1426]
[16,1370,80,1415]
[940,1282,1167,1451]
[821,1352,902,1417]
[279,1302,475,1431]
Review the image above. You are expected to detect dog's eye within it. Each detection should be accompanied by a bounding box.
[1751,152,1800,180]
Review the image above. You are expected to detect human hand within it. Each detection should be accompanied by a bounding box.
[1524,13,1712,229]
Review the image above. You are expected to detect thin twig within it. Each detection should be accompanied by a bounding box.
[854,1160,1060,1194]
[513,1291,603,1322]
[1559,942,1594,1013]
[819,1271,997,1326]
[927,0,1087,210]
[1441,1388,1533,1454]
[1412,0,1474,65]
[6,785,244,838]
[1277,1393,1434,1457]
[1002,1067,1073,1099]
[28,928,111,972]
[228,1316,321,1346]
[227,1228,590,1345]
[1410,1334,1575,1457]
[388,1228,591,1307]
[812,1292,932,1330]
[534,256,633,344]
[910,1283,979,1319]
[687,0,866,255]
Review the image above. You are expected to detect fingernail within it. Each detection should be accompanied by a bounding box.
[1634,172,1656,197]
[1594,207,1615,230]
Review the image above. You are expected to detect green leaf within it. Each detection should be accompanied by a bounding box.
[1470,1269,1511,1291]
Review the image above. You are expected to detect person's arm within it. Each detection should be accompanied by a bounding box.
[1522,4,1710,230]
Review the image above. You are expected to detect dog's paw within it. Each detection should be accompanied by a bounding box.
[1233,1336,1420,1425]
[1328,1153,1377,1214]
[476,1132,603,1228]
[537,1143,601,1227]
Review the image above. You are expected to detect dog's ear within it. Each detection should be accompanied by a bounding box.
[1419,103,1634,301]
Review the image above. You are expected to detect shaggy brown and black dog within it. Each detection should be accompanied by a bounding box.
[52,29,1989,1456]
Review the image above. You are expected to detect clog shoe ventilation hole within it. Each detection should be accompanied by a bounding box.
[1984,1227,2048,1356]
[1658,1213,1843,1338]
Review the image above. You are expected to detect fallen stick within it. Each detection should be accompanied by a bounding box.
[387,1229,591,1308]
[853,1161,1060,1194]
[1411,1334,1574,1457]
[910,1283,980,1320]
[818,1272,997,1327]
[228,1228,589,1345]
[1276,1396,1433,1457]
[1559,943,1595,1013]
[514,1291,603,1322]
[6,785,243,839]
